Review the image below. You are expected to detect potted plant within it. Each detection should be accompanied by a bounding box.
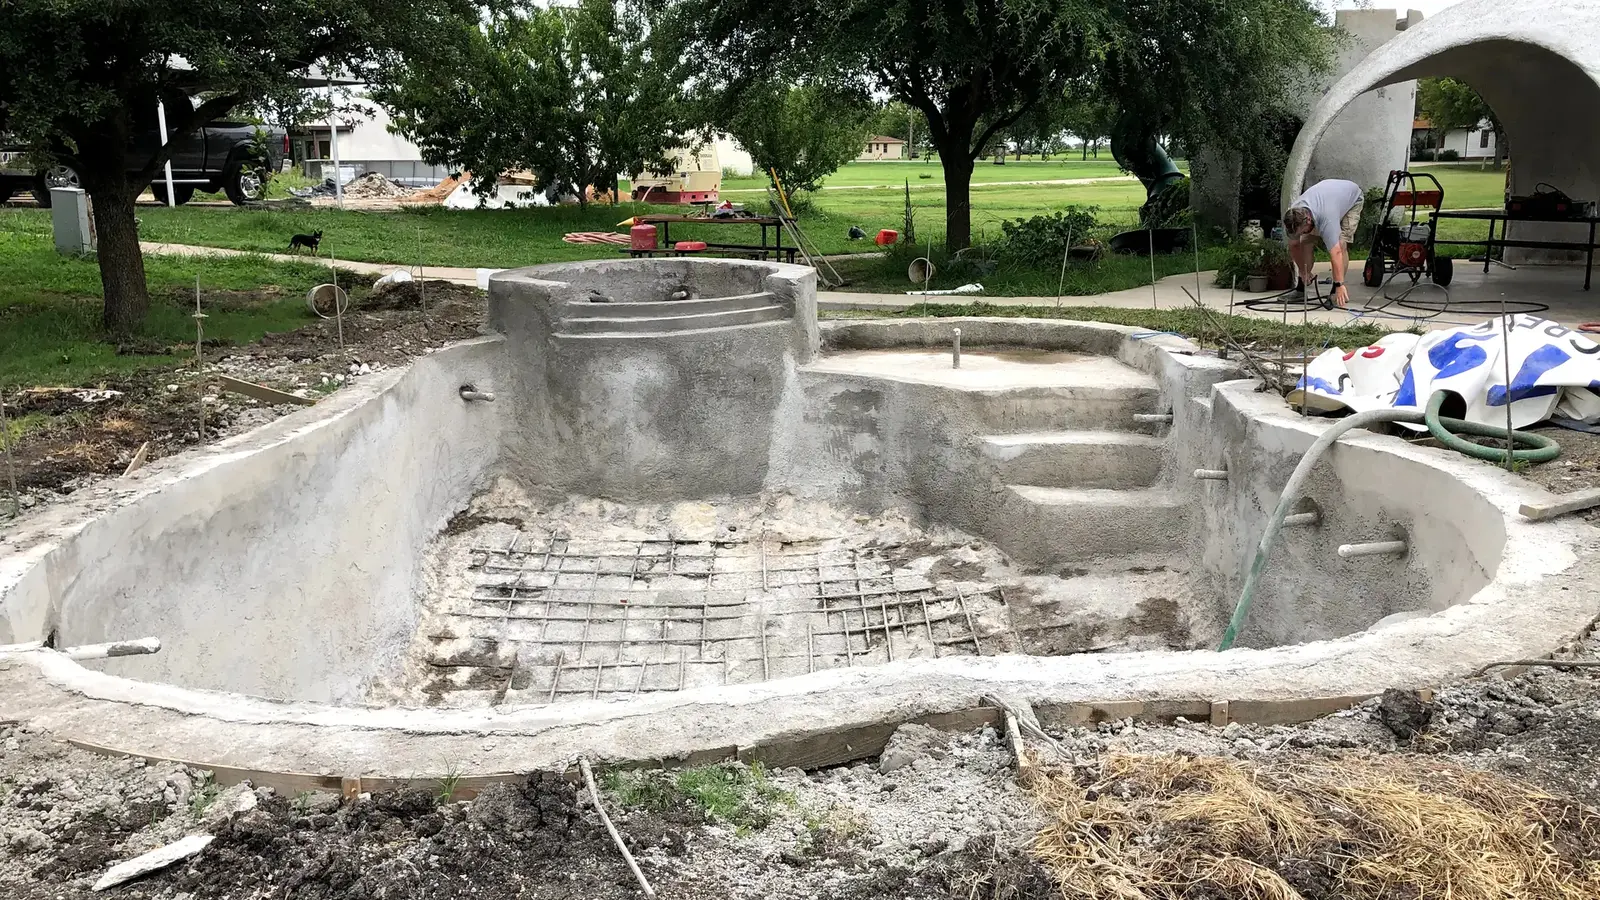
[1214,237,1276,292]
[1256,239,1294,291]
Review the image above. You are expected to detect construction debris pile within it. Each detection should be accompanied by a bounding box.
[290,172,416,201]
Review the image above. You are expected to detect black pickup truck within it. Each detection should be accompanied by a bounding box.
[1,95,285,207]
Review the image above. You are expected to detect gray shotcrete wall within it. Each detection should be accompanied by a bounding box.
[488,259,818,499]
[1190,383,1501,648]
[0,338,511,703]
[0,259,1581,726]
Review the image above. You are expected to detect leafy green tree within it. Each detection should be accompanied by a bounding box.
[719,81,872,195]
[1417,77,1502,167]
[657,0,1332,252]
[0,0,475,335]
[1058,83,1118,160]
[375,0,684,208]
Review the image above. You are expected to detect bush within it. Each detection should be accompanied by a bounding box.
[1353,186,1386,251]
[1139,177,1191,229]
[994,214,1092,263]
[996,206,1100,262]
[1439,149,1460,162]
[1212,237,1290,288]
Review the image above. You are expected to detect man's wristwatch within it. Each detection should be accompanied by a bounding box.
[1332,282,1344,288]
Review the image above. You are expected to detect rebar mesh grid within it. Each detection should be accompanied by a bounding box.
[418,533,1003,705]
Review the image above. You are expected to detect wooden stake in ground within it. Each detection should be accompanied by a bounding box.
[194,276,207,441]
[0,387,20,519]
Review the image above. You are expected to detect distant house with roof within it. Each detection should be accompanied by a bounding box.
[858,136,906,161]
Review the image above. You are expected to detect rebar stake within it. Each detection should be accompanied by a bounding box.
[579,759,658,900]
[194,276,208,441]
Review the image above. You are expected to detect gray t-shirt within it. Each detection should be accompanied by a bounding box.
[1289,179,1364,249]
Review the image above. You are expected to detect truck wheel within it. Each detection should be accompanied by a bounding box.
[31,161,84,208]
[223,162,266,205]
[151,182,195,205]
[1432,254,1454,287]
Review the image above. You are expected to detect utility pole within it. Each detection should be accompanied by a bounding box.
[908,112,915,160]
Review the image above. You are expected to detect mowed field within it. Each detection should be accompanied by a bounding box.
[1,161,1505,274]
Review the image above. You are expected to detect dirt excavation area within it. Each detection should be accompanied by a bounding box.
[4,634,1599,899]
[0,280,483,514]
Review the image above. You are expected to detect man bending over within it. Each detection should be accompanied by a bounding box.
[1282,178,1365,309]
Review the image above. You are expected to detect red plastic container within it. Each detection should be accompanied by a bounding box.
[675,240,708,252]
[630,223,659,251]
[875,229,899,246]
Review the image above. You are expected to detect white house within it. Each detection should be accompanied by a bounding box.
[1412,118,1500,160]
[292,95,451,188]
[858,136,906,161]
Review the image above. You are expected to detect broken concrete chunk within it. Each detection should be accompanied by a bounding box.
[92,834,214,892]
[878,722,952,774]
[1376,688,1435,740]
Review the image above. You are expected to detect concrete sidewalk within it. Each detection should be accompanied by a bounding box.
[820,262,1600,333]
[140,241,483,287]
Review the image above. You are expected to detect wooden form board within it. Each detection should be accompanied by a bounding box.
[59,690,1434,800]
[216,375,317,407]
[1519,486,1600,521]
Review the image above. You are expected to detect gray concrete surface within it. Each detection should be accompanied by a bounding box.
[0,255,1595,778]
[0,338,511,702]
[1285,0,1600,264]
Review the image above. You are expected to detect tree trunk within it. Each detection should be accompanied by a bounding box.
[92,187,150,337]
[1492,128,1506,170]
[1081,141,1088,161]
[943,153,975,253]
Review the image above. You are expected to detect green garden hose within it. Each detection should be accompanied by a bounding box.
[1423,390,1561,464]
[1218,390,1560,651]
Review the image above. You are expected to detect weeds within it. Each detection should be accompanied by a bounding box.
[436,766,463,803]
[604,762,793,834]
[292,791,316,815]
[188,771,220,818]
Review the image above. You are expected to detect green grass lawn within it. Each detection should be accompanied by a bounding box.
[0,208,334,386]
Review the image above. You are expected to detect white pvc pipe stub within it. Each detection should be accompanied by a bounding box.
[1194,468,1228,481]
[952,328,961,369]
[1337,540,1408,559]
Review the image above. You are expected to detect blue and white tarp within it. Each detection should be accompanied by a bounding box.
[1288,315,1600,428]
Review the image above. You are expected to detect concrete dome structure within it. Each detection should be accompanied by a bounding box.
[1284,0,1600,262]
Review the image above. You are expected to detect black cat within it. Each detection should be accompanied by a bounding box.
[288,230,323,253]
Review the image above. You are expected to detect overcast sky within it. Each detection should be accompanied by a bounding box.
[1325,0,1464,15]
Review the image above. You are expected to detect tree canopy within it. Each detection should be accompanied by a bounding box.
[375,0,686,207]
[656,0,1332,251]
[717,81,872,195]
[0,0,477,334]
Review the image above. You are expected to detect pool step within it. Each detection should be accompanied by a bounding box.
[563,291,779,319]
[966,385,1168,433]
[560,304,789,335]
[979,431,1166,490]
[994,485,1188,566]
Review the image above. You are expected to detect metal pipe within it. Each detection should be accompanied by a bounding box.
[156,100,176,207]
[460,386,496,403]
[1194,468,1228,481]
[1337,540,1408,559]
[952,328,961,369]
[1282,511,1320,527]
[1133,413,1173,424]
[63,637,161,661]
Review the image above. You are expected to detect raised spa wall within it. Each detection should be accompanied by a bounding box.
[0,258,1580,709]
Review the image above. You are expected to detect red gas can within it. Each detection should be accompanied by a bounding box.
[875,229,899,246]
[630,223,659,251]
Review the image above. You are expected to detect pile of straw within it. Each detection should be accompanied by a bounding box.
[1032,752,1600,900]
